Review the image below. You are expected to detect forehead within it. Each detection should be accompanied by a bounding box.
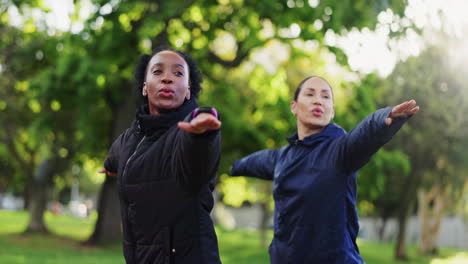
[149,51,188,68]
[301,77,332,92]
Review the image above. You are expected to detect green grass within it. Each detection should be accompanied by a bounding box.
[216,225,271,263]
[0,210,467,264]
[358,239,468,264]
[0,210,122,264]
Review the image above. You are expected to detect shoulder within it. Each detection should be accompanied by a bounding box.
[120,121,138,140]
[326,123,347,137]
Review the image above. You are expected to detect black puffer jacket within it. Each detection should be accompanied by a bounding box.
[104,100,222,264]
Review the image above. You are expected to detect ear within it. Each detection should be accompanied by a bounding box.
[186,86,191,100]
[290,100,297,116]
[331,105,335,120]
[142,82,147,96]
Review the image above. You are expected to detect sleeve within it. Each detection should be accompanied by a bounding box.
[103,133,125,174]
[340,106,409,172]
[172,113,221,191]
[230,149,278,181]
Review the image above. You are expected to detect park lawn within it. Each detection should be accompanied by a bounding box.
[0,210,467,264]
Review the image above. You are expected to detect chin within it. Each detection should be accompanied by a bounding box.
[159,102,184,110]
[305,119,325,127]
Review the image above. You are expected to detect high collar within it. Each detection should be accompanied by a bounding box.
[287,123,346,146]
[136,99,198,136]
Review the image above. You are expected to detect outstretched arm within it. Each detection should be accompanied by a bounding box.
[173,111,222,191]
[230,149,278,181]
[342,99,419,172]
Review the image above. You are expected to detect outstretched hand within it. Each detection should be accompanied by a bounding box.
[385,99,420,126]
[178,113,222,134]
[98,168,117,177]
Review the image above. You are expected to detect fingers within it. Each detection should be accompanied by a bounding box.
[385,117,392,126]
[387,99,420,126]
[178,115,222,134]
[391,99,419,118]
[193,116,221,129]
[98,168,117,177]
[408,105,420,115]
[393,100,415,113]
[178,122,195,132]
[178,122,206,134]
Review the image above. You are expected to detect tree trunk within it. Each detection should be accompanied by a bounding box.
[395,208,409,260]
[394,172,421,260]
[418,185,445,255]
[258,181,272,247]
[378,216,388,241]
[86,84,134,245]
[85,175,122,244]
[24,159,54,234]
[23,182,30,210]
[259,201,270,247]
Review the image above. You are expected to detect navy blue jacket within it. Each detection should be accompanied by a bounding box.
[231,107,407,264]
[105,101,221,264]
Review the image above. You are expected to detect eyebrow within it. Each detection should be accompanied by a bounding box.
[153,62,185,69]
[305,87,331,93]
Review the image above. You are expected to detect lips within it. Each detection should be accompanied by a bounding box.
[158,88,175,98]
[311,107,323,116]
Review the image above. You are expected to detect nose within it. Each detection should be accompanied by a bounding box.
[313,98,322,105]
[161,78,173,84]
[161,73,173,84]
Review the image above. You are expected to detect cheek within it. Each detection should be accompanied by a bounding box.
[181,86,190,97]
[178,78,190,89]
[299,101,308,112]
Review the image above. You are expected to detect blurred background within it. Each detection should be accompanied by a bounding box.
[1,0,467,263]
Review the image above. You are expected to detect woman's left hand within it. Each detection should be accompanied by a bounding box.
[178,113,222,134]
[385,99,420,126]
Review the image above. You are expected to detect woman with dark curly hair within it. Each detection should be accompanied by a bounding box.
[100,46,222,264]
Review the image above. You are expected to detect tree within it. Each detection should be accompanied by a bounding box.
[0,15,70,233]
[4,0,409,243]
[74,0,408,244]
[376,44,468,258]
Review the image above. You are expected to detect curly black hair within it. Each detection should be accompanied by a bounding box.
[135,46,203,106]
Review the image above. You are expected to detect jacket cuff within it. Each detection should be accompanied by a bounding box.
[192,106,219,120]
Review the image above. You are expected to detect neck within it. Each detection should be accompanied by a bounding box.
[149,107,160,116]
[296,121,325,140]
[148,104,177,116]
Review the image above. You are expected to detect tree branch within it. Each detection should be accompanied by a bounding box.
[3,121,31,172]
[207,41,254,68]
[150,0,197,47]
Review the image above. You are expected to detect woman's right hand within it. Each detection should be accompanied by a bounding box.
[385,99,420,126]
[178,113,222,134]
[98,168,117,177]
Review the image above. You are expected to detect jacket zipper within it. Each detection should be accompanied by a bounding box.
[120,135,145,264]
[122,135,146,183]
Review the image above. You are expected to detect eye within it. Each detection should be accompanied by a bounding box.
[152,69,162,75]
[323,95,330,99]
[306,93,314,96]
[174,71,184,76]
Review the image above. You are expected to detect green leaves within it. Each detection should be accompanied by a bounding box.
[1,0,409,207]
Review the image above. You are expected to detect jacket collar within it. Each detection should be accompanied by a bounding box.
[287,123,346,146]
[136,99,198,136]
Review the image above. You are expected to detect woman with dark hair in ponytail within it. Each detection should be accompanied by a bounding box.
[231,76,419,264]
[100,46,222,264]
